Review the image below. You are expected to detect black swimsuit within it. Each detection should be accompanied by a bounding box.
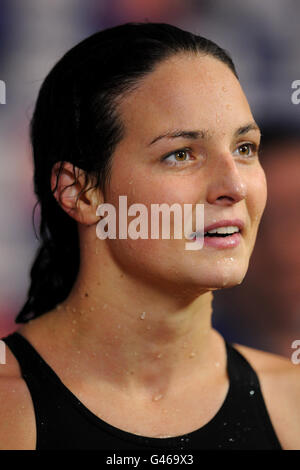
[1,331,282,450]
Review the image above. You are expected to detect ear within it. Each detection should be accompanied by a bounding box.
[51,161,102,226]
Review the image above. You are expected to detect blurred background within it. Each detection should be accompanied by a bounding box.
[0,0,299,357]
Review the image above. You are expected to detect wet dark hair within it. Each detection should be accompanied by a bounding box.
[16,21,238,323]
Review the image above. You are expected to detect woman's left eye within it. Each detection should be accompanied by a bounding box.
[234,143,258,158]
[161,148,194,166]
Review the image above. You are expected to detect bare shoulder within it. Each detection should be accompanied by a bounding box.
[233,342,300,450]
[0,338,36,450]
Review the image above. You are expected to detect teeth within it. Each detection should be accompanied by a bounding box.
[205,225,240,235]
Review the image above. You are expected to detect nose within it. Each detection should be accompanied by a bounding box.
[206,152,246,206]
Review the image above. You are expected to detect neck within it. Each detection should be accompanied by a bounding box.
[35,237,225,400]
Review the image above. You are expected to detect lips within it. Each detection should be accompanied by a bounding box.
[188,218,244,249]
[203,231,242,248]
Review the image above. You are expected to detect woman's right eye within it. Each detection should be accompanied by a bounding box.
[161,148,195,166]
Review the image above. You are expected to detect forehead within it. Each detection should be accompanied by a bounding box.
[118,53,252,142]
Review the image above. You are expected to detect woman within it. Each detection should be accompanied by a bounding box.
[0,22,299,450]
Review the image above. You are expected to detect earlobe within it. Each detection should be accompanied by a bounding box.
[50,161,101,226]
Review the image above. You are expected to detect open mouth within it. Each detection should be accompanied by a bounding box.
[204,225,241,238]
[188,223,244,249]
[191,224,241,247]
[188,225,242,249]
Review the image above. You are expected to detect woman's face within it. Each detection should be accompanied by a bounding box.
[101,53,267,294]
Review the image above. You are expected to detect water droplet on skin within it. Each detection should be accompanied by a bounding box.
[146,325,151,330]
[140,311,146,320]
[129,180,133,185]
[189,352,196,358]
[77,350,81,354]
[222,86,227,92]
[71,328,75,333]
[153,394,163,401]
[72,319,77,324]
[215,362,220,367]
[89,306,95,312]
[117,324,121,329]
[157,353,163,359]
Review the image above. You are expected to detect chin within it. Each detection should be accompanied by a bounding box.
[180,262,248,290]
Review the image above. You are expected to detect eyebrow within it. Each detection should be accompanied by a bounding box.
[148,122,261,146]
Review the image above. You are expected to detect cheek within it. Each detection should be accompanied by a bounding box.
[109,153,202,208]
[105,160,203,278]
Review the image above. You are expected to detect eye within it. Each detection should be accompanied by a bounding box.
[234,142,258,158]
[161,148,194,166]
